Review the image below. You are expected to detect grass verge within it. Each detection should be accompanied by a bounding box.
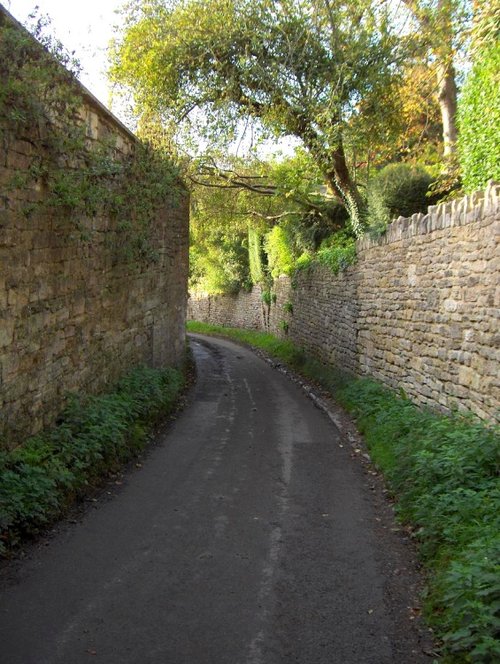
[188,321,500,663]
[0,364,185,557]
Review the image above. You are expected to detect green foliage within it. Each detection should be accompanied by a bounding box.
[283,301,293,314]
[366,163,435,233]
[187,321,500,662]
[337,379,500,662]
[261,290,272,307]
[458,43,500,191]
[190,227,250,295]
[0,366,184,555]
[111,0,407,228]
[188,148,356,294]
[316,231,357,274]
[189,183,251,295]
[188,158,281,294]
[295,253,313,271]
[433,535,500,663]
[188,149,342,294]
[248,227,266,285]
[0,13,180,264]
[279,320,289,334]
[264,225,295,279]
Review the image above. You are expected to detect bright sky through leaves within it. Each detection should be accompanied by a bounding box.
[5,0,125,118]
[4,0,297,154]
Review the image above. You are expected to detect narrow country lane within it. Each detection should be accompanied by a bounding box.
[0,335,431,664]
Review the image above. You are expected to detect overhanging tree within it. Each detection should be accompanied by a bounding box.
[189,150,346,293]
[111,0,404,235]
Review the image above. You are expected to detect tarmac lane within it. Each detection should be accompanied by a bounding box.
[0,334,432,663]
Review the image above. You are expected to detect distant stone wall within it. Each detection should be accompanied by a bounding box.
[189,184,500,422]
[0,7,189,446]
[188,287,265,331]
[272,268,360,375]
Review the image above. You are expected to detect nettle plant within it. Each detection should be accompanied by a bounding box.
[0,12,181,264]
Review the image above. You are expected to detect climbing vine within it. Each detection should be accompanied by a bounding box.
[0,11,181,264]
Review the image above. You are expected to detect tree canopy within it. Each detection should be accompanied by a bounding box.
[109,0,496,295]
[111,0,407,234]
[188,149,349,292]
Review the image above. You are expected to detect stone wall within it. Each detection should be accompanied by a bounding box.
[189,184,499,422]
[355,185,499,420]
[188,287,266,331]
[0,8,189,446]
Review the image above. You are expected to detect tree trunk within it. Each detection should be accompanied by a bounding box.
[435,0,458,158]
[325,144,367,236]
[435,53,458,159]
[403,0,459,160]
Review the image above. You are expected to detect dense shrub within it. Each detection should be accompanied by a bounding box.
[0,365,184,555]
[367,163,435,233]
[264,225,296,278]
[458,43,500,192]
[189,229,251,295]
[432,534,500,663]
[248,227,267,284]
[338,379,500,663]
[316,230,356,274]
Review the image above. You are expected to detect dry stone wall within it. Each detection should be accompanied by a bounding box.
[279,267,359,375]
[355,184,499,421]
[189,184,499,422]
[0,8,189,446]
[188,287,266,331]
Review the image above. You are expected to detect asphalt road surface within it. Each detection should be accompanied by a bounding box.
[0,334,431,664]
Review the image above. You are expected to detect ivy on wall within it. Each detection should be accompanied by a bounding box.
[0,11,182,264]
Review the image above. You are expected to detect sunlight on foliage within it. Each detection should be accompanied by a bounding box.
[264,225,296,279]
[458,42,500,191]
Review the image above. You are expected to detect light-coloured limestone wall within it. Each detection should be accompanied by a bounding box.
[283,266,359,374]
[189,184,499,422]
[355,184,499,420]
[188,287,266,330]
[0,8,189,446]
